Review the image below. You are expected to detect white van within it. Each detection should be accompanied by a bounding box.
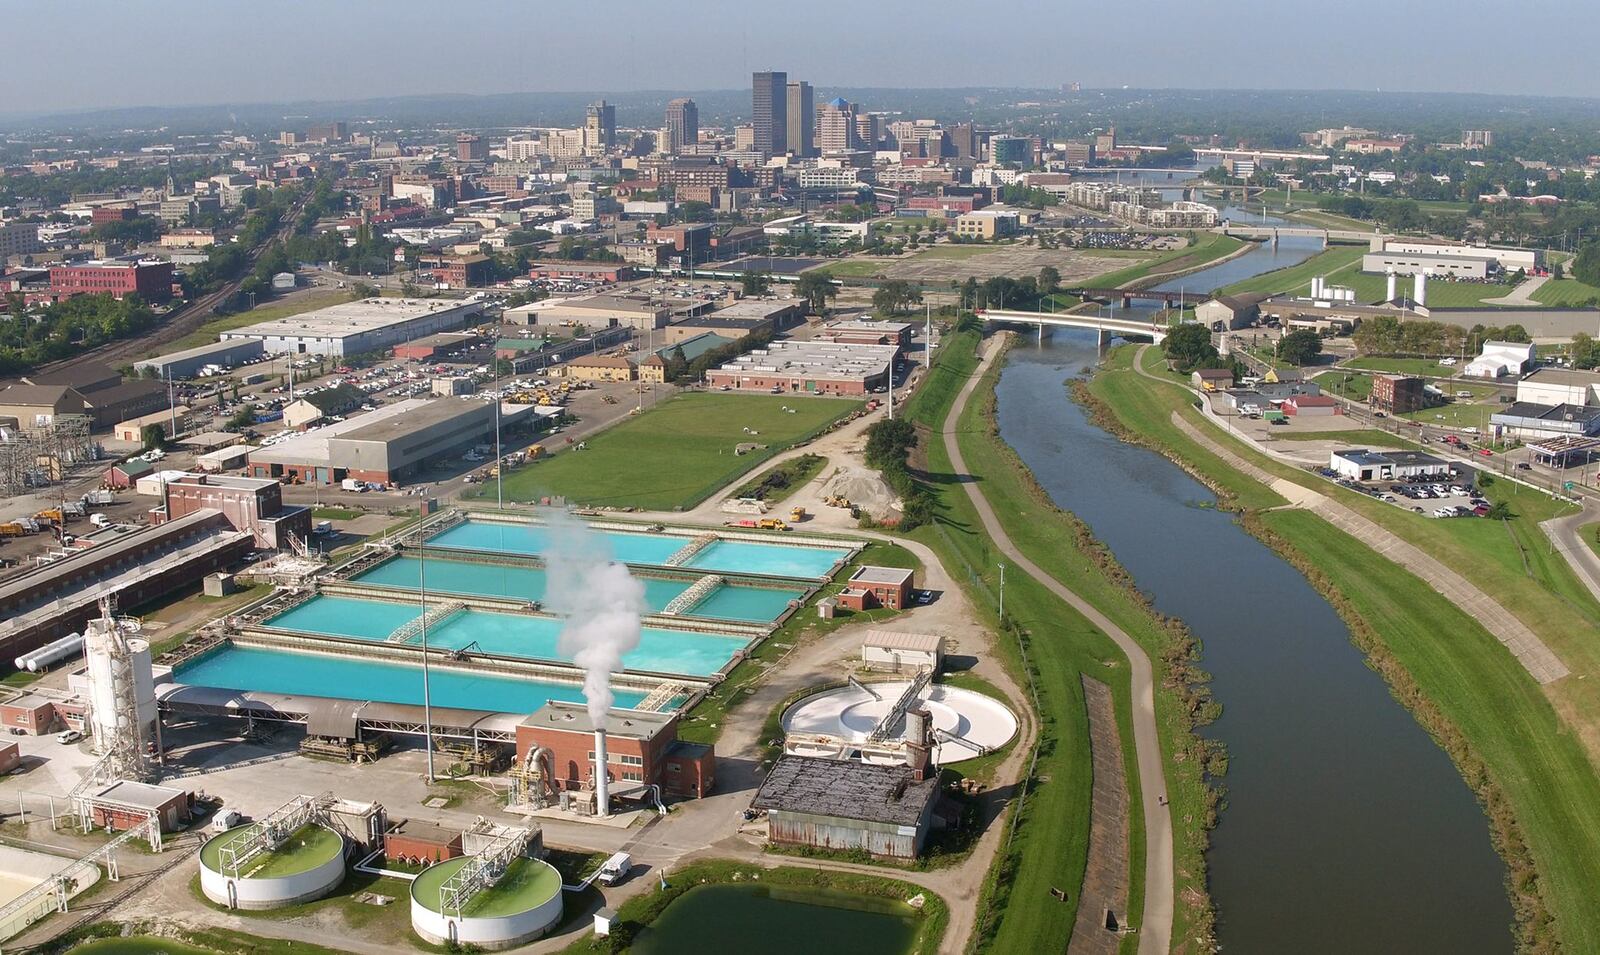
[597,851,632,886]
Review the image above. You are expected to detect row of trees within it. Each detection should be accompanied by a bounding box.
[862,418,934,530]
[0,293,159,376]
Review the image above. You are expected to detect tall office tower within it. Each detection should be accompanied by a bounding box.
[817,98,857,153]
[455,133,487,162]
[786,81,814,158]
[855,112,880,151]
[585,100,617,152]
[664,97,699,153]
[752,70,788,157]
[948,123,977,159]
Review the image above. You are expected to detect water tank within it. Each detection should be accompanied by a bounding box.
[15,632,84,672]
[84,616,156,754]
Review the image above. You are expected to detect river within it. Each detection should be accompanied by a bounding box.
[991,232,1513,952]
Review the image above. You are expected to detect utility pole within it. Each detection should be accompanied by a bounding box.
[997,563,1006,622]
[418,501,436,783]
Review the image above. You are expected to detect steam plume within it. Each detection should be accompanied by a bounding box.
[543,509,644,722]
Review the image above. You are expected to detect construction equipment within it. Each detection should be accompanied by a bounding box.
[35,508,64,526]
[790,506,806,522]
[0,522,28,538]
[757,518,789,531]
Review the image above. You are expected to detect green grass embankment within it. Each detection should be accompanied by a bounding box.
[1090,344,1600,953]
[1084,233,1246,290]
[901,331,1220,951]
[1217,245,1365,298]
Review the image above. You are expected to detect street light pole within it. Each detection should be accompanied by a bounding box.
[997,563,1006,623]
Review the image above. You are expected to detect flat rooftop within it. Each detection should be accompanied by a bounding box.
[863,630,942,652]
[708,300,799,321]
[751,754,939,826]
[715,341,898,382]
[850,565,915,586]
[521,700,675,741]
[221,298,479,340]
[92,779,187,810]
[1521,367,1600,387]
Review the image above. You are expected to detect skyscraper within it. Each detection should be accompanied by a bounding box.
[752,71,787,157]
[948,123,977,160]
[786,81,814,158]
[664,98,699,153]
[817,98,857,153]
[585,100,616,153]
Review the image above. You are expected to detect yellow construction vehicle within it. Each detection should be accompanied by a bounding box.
[757,518,790,531]
[0,523,27,538]
[34,508,63,526]
[790,506,806,522]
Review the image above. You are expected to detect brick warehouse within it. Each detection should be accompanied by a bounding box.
[515,701,715,803]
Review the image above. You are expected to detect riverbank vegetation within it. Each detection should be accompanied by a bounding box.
[899,331,1221,952]
[1088,343,1600,953]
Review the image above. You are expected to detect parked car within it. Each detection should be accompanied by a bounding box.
[1515,462,1532,471]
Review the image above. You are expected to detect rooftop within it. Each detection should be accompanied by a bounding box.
[715,340,898,383]
[751,755,939,826]
[707,299,800,321]
[863,630,943,653]
[521,700,676,740]
[850,565,915,586]
[91,779,187,810]
[1494,401,1600,423]
[1521,367,1600,387]
[221,298,481,340]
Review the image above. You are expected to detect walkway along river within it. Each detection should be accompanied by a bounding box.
[991,233,1514,952]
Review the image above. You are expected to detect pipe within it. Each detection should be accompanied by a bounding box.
[593,728,610,816]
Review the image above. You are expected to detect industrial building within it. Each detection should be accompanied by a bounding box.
[1464,341,1536,378]
[1196,295,1265,331]
[817,320,914,348]
[246,398,535,485]
[1362,251,1495,280]
[134,338,266,380]
[503,294,669,331]
[392,332,478,362]
[707,340,897,396]
[861,630,944,674]
[663,300,804,344]
[1515,368,1600,407]
[0,509,252,663]
[150,473,313,549]
[220,299,485,357]
[838,565,916,611]
[751,755,941,860]
[283,383,365,429]
[514,701,716,804]
[1491,403,1600,440]
[1329,449,1452,482]
[1368,237,1541,273]
[20,364,168,429]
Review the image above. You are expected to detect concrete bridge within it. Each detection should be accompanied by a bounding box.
[978,308,1171,344]
[1066,287,1199,310]
[1219,223,1380,245]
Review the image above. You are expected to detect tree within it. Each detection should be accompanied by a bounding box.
[740,270,772,297]
[872,280,922,316]
[1573,240,1600,287]
[1278,329,1324,366]
[140,423,165,451]
[351,282,379,299]
[1162,323,1219,372]
[1038,266,1061,295]
[1571,333,1600,370]
[794,272,838,315]
[226,407,255,431]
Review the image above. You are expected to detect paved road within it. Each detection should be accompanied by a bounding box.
[942,335,1174,955]
[1482,274,1550,306]
[1543,502,1600,603]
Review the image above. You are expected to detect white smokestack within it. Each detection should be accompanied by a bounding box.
[1414,271,1427,307]
[544,509,644,725]
[1386,270,1397,302]
[594,728,610,816]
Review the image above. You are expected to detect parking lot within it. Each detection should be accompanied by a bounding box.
[1315,467,1492,519]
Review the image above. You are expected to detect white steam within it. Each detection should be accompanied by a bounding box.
[542,509,644,723]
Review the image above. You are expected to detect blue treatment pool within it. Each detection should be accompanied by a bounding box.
[267,597,749,676]
[349,556,804,623]
[427,520,683,566]
[174,644,643,714]
[426,519,850,577]
[267,596,420,640]
[685,540,844,578]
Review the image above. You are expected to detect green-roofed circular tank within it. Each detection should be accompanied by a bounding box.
[198,823,346,909]
[410,856,563,950]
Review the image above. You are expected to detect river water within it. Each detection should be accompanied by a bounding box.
[992,227,1513,952]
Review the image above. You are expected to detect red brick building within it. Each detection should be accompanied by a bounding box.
[49,260,174,303]
[907,194,986,216]
[90,205,137,225]
[0,695,59,735]
[425,253,493,288]
[384,821,463,865]
[838,565,915,611]
[515,701,715,804]
[151,473,312,549]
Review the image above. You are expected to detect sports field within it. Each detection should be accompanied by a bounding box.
[493,393,858,510]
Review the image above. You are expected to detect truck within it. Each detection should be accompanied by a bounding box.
[314,520,334,537]
[90,514,113,529]
[757,518,789,531]
[83,490,113,506]
[597,852,632,886]
[341,478,366,492]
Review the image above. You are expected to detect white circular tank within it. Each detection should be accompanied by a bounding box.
[410,857,563,951]
[199,823,346,910]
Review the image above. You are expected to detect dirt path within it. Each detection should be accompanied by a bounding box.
[942,334,1174,955]
[1071,677,1132,954]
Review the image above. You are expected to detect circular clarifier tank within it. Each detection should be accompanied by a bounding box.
[410,856,563,950]
[783,681,1018,763]
[198,823,345,910]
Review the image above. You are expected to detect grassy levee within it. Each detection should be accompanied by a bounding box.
[901,331,1219,952]
[1090,345,1600,953]
[1217,245,1366,298]
[1085,233,1246,290]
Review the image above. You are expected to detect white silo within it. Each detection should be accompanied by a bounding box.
[83,602,157,778]
[1414,272,1428,307]
[1386,271,1397,302]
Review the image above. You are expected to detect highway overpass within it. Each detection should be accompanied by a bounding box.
[978,308,1173,344]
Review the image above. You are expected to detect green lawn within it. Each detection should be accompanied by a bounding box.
[1093,344,1600,952]
[1285,208,1376,231]
[1086,233,1245,290]
[1317,370,1374,401]
[487,393,858,510]
[817,258,896,278]
[1337,271,1517,307]
[1585,524,1600,562]
[1343,357,1459,376]
[731,453,828,505]
[1531,277,1600,307]
[1218,245,1366,298]
[1399,400,1497,432]
[152,290,354,355]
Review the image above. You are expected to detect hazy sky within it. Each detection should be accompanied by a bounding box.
[4,0,1598,113]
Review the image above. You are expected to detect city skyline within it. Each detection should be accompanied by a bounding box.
[3,0,1600,115]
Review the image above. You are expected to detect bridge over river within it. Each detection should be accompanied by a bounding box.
[977,308,1172,344]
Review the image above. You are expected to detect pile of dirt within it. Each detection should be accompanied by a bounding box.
[819,465,900,519]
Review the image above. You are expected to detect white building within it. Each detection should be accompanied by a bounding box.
[1371,237,1542,272]
[861,630,944,674]
[1464,341,1535,379]
[1362,251,1494,279]
[220,299,484,357]
[1329,449,1451,482]
[1515,368,1600,407]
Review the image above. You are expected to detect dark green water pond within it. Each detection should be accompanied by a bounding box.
[632,883,922,954]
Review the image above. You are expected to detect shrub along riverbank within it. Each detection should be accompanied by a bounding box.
[1087,344,1600,954]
